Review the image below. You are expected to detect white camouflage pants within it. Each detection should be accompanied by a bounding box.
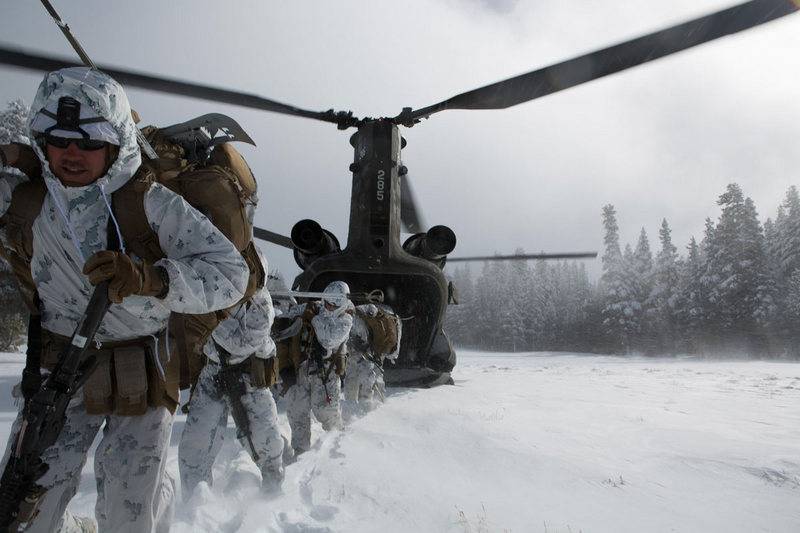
[178,361,284,500]
[0,396,174,533]
[343,353,384,405]
[285,359,342,454]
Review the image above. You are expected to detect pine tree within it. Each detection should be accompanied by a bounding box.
[648,219,681,353]
[630,228,654,351]
[0,99,29,144]
[600,205,638,352]
[0,100,30,350]
[445,263,476,348]
[676,237,704,352]
[705,184,774,352]
[776,186,800,279]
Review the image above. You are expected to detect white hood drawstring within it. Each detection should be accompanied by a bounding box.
[98,180,126,255]
[46,180,128,268]
[149,331,169,381]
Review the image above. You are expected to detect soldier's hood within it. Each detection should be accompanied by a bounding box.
[28,67,142,199]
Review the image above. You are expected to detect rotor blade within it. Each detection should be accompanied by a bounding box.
[400,173,426,233]
[0,46,356,128]
[447,252,598,262]
[404,0,799,122]
[253,226,294,249]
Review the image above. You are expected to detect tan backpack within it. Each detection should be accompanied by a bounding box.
[358,307,400,356]
[0,121,265,390]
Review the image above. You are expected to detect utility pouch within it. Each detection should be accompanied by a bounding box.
[171,312,220,390]
[249,356,267,389]
[276,339,292,372]
[147,334,181,414]
[265,356,279,387]
[250,356,278,388]
[113,346,149,416]
[83,352,114,414]
[334,353,347,377]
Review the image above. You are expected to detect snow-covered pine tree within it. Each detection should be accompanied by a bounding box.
[503,249,530,351]
[600,205,637,353]
[630,228,654,352]
[676,237,704,352]
[444,263,476,348]
[696,217,721,348]
[763,217,782,286]
[766,187,800,354]
[564,261,601,351]
[647,219,681,353]
[530,259,559,349]
[474,259,509,350]
[706,184,774,353]
[0,99,29,144]
[0,99,30,350]
[776,186,800,279]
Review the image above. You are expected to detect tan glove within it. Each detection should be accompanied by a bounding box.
[1,143,42,178]
[83,251,167,304]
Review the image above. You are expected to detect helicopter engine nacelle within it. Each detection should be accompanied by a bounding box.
[402,225,457,269]
[291,219,341,270]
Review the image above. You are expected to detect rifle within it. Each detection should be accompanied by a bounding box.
[309,338,332,405]
[213,348,260,462]
[0,282,110,530]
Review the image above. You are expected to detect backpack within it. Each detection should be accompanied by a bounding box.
[358,307,400,356]
[0,116,265,390]
[274,303,318,373]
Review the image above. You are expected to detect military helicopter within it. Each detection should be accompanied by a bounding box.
[0,0,797,386]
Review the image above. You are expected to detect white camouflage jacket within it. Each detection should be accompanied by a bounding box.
[204,285,276,365]
[0,67,249,342]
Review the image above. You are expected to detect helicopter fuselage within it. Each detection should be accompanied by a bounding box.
[290,119,456,386]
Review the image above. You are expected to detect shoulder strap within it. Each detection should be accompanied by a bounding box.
[0,177,47,312]
[111,171,165,262]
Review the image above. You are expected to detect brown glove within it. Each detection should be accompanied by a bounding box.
[83,251,168,304]
[1,143,42,178]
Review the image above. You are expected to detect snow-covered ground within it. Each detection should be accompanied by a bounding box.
[0,351,798,532]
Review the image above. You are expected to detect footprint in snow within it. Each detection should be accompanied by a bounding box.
[329,432,346,460]
[299,467,339,522]
[276,512,333,533]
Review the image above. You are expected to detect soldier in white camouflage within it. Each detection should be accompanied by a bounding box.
[280,281,353,455]
[178,275,285,499]
[344,303,401,409]
[0,67,250,532]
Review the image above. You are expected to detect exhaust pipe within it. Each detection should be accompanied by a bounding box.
[403,225,456,268]
[291,219,341,269]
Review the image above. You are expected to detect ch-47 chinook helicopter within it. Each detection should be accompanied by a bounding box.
[1,0,797,386]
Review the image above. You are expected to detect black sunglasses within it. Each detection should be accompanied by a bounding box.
[44,134,108,151]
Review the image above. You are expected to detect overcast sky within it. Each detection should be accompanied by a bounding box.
[2,0,799,281]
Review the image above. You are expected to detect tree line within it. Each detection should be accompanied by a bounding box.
[445,183,800,358]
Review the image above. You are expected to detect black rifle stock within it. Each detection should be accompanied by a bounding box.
[0,282,110,530]
[214,352,260,462]
[310,339,332,404]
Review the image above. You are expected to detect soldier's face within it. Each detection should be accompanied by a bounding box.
[46,140,111,187]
